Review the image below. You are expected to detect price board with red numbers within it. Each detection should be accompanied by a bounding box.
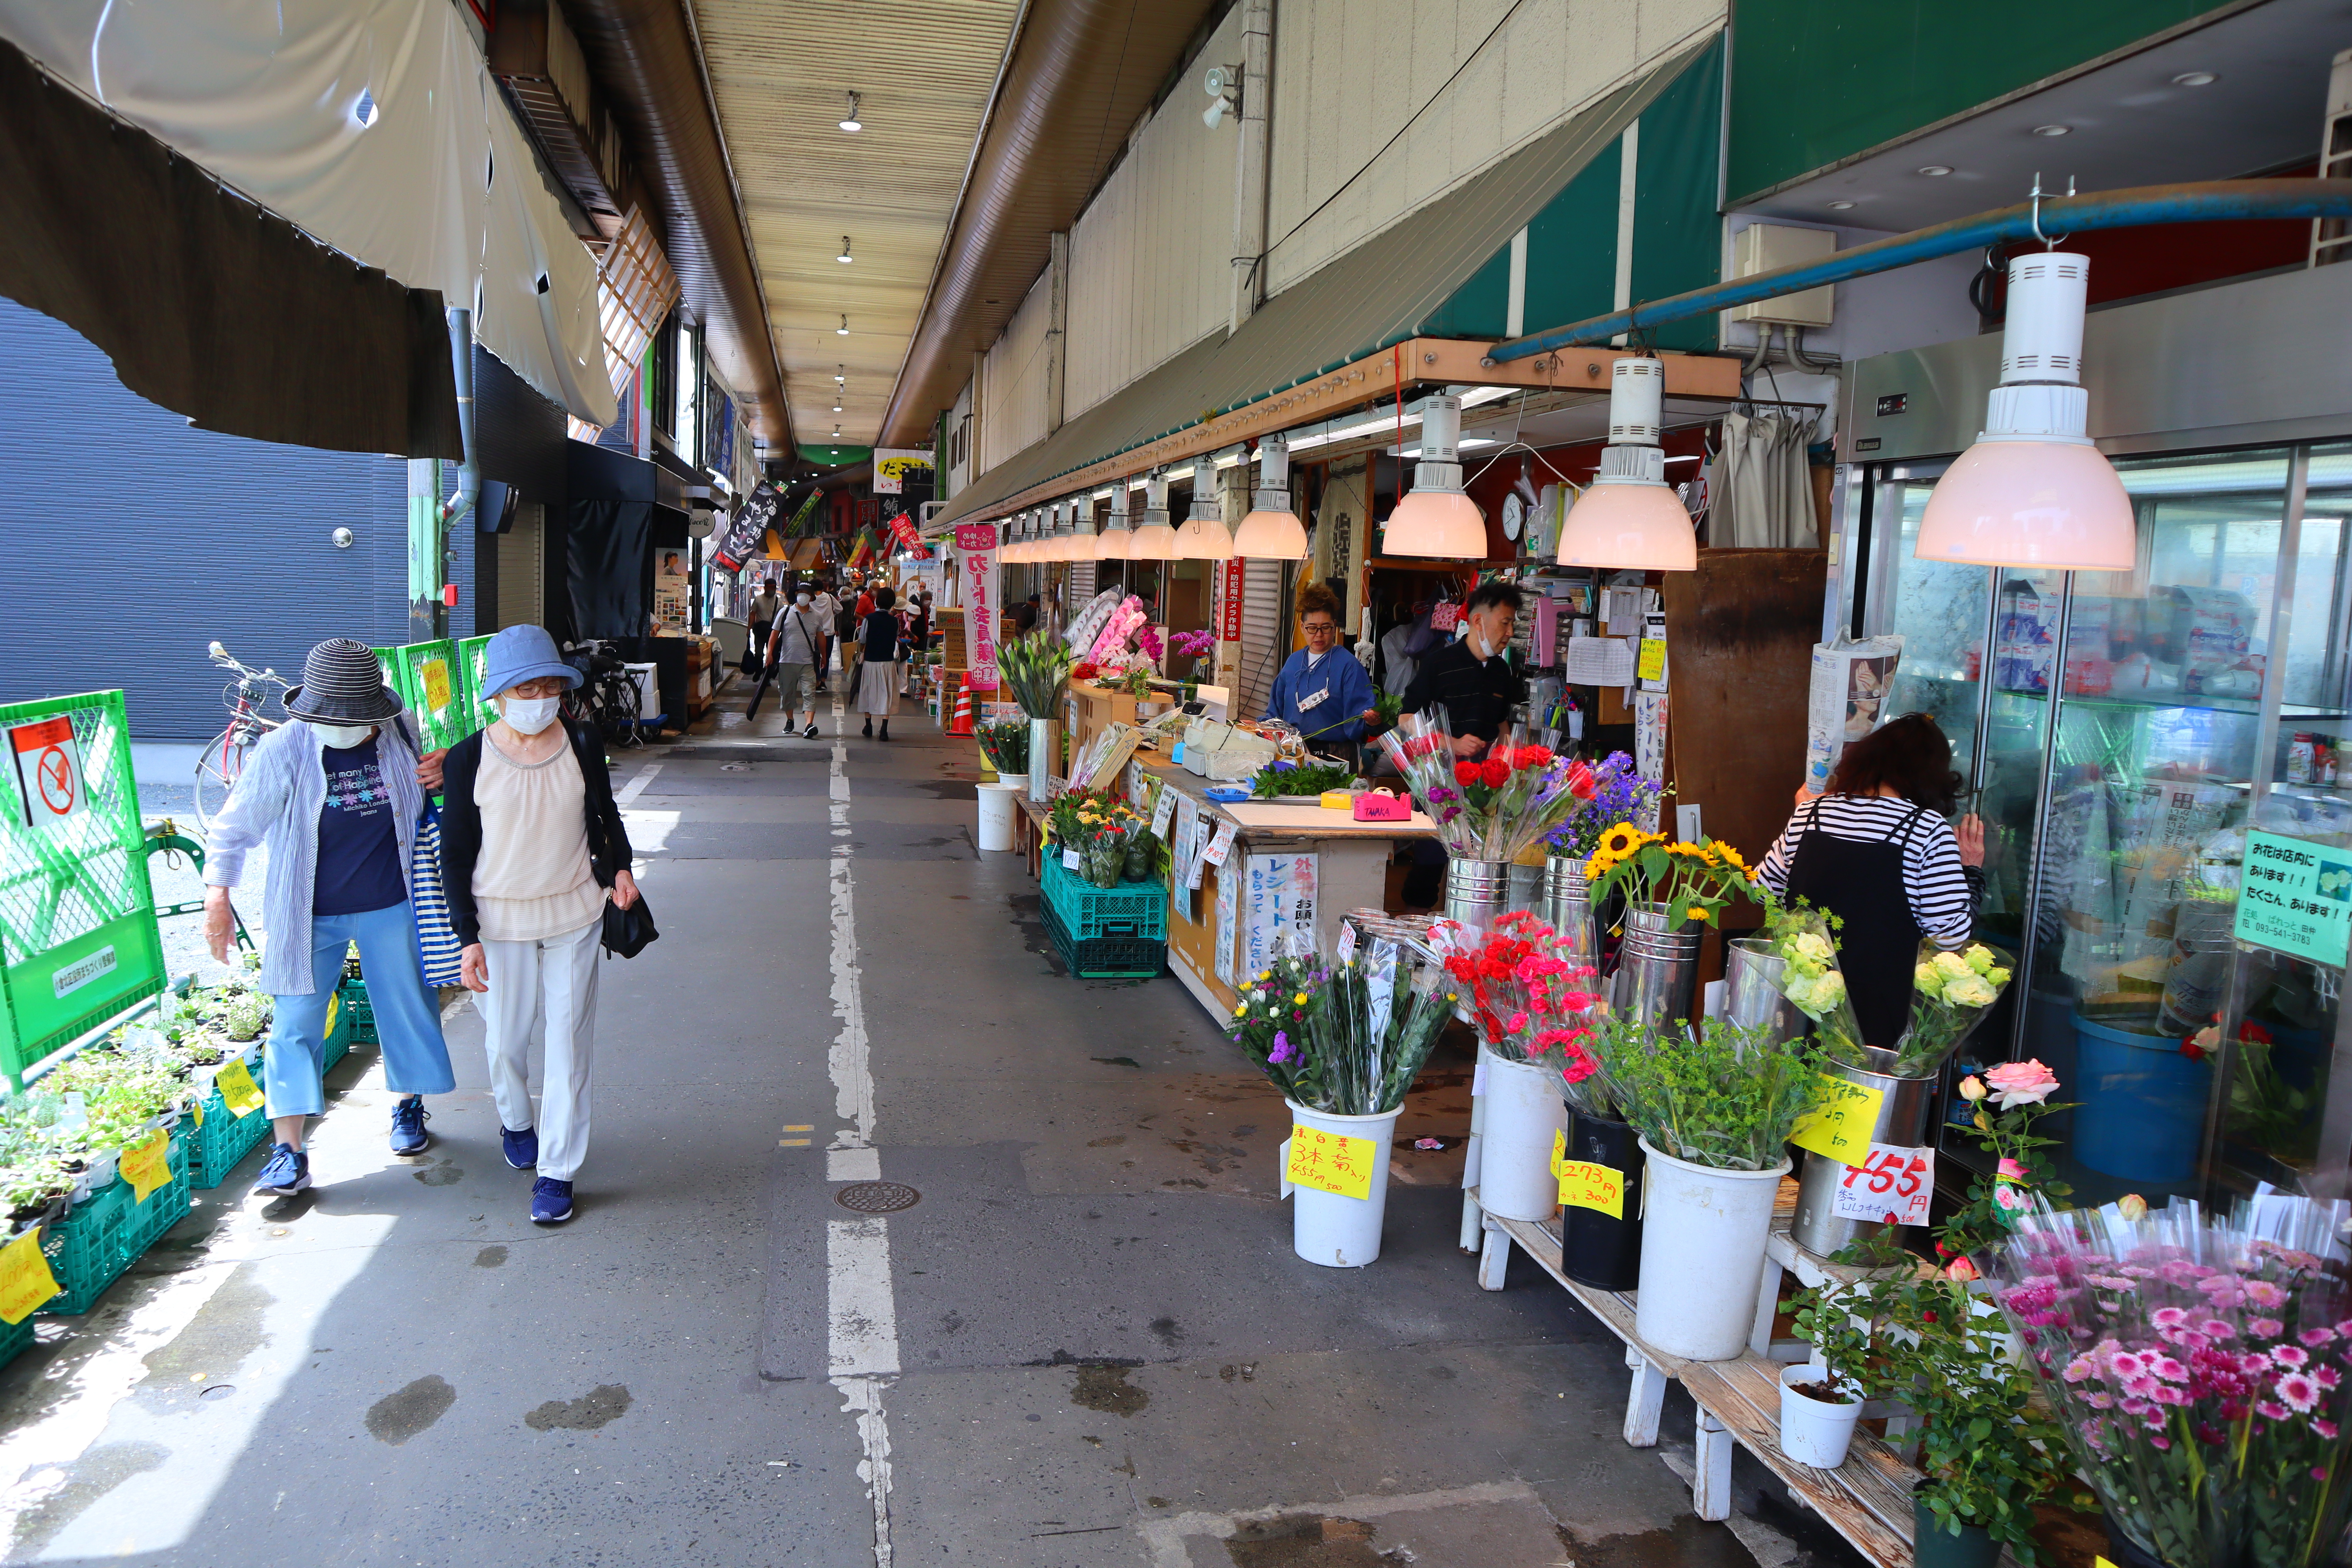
[1828,1142,1934,1227]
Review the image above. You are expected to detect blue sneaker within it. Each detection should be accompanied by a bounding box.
[501,1126,539,1170]
[530,1177,574,1225]
[252,1143,310,1196]
[389,1098,432,1156]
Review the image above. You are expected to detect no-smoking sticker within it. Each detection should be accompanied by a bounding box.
[9,717,87,829]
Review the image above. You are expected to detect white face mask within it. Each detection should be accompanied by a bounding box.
[500,696,561,735]
[311,722,372,750]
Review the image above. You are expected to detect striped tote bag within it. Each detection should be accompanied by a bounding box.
[408,804,466,987]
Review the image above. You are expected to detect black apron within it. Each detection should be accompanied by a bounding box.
[1782,798,1930,1049]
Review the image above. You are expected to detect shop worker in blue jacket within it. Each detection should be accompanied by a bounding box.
[1264,582,1377,758]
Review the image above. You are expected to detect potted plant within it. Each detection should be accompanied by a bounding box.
[1587,1016,1824,1359]
[1584,828,1756,1025]
[1228,935,1458,1267]
[1441,913,1606,1224]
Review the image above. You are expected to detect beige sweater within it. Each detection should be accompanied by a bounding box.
[472,736,605,942]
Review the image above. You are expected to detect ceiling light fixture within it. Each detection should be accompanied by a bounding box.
[1098,483,1133,561]
[1129,472,1180,560]
[1916,248,2133,571]
[1827,200,1857,211]
[1918,164,1954,177]
[838,237,854,263]
[1383,396,1488,559]
[839,92,862,132]
[2172,71,2217,87]
[1174,453,1236,559]
[837,315,850,336]
[1556,360,1696,571]
[2031,124,2071,137]
[1231,434,1308,559]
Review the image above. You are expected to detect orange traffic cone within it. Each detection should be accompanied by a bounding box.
[948,676,975,736]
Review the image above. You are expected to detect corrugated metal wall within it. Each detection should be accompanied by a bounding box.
[977,267,1054,473]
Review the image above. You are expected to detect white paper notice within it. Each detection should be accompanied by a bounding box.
[1150,784,1178,838]
[1829,1144,1935,1227]
[1186,819,1214,890]
[1604,587,1645,635]
[1062,848,1081,870]
[1335,921,1358,964]
[1564,637,1636,687]
[1203,820,1239,867]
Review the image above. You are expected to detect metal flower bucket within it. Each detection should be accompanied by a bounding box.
[1723,937,1806,1045]
[1789,1046,1940,1257]
[1608,903,1702,1027]
[1541,856,1598,970]
[1027,718,1060,804]
[1443,857,1512,939]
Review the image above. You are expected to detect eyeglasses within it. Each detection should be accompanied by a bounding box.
[1301,621,1337,633]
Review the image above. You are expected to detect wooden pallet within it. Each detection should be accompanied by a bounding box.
[1468,1191,1921,1568]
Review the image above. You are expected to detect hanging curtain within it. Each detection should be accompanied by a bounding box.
[1711,410,1819,548]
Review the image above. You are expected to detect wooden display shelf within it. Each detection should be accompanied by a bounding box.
[1468,1191,1922,1568]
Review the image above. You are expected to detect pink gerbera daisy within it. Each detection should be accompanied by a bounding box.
[2273,1345,2310,1369]
[2280,1373,2322,1413]
[2152,1307,2191,1329]
[2252,1318,2286,1338]
[2258,1400,2289,1421]
[2202,1319,2238,1340]
[2303,1327,2339,1347]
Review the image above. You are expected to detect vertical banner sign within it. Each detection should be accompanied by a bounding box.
[954,523,1001,691]
[9,716,86,829]
[1219,559,1248,641]
[714,483,780,574]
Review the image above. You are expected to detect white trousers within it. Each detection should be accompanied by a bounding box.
[474,917,601,1181]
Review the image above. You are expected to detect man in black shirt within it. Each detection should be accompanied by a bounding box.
[1400,581,1525,755]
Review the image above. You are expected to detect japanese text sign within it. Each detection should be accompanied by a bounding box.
[215,1058,265,1118]
[120,1129,172,1203]
[1559,1160,1626,1220]
[954,523,1001,690]
[1791,1074,1885,1166]
[0,1230,58,1324]
[1829,1143,1934,1227]
[1285,1125,1377,1200]
[2234,829,2351,967]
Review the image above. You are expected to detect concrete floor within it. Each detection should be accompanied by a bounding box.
[0,679,1870,1568]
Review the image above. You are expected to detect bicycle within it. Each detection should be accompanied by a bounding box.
[194,641,290,831]
[562,639,646,747]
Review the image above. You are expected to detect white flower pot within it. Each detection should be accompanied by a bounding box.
[1632,1138,1790,1361]
[975,780,1024,852]
[1285,1100,1401,1268]
[1475,1045,1569,1222]
[1777,1364,1862,1468]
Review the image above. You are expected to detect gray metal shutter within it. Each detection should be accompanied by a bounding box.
[497,501,545,630]
[1065,560,1097,610]
[1236,560,1283,723]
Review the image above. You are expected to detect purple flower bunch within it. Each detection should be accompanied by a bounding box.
[1994,1200,2352,1568]
[1545,753,1658,860]
[1172,628,1217,659]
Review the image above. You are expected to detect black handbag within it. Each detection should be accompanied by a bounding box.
[601,891,659,958]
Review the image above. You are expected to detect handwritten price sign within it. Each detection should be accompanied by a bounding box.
[1829,1143,1934,1226]
[1558,1160,1626,1219]
[1284,1125,1378,1200]
[1791,1073,1885,1166]
[215,1058,265,1118]
[119,1129,172,1204]
[0,1230,57,1324]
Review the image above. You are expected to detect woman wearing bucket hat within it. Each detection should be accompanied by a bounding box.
[436,625,639,1225]
[201,639,458,1195]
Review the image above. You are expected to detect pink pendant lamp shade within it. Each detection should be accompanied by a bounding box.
[1097,487,1132,559]
[1384,395,1488,558]
[1174,463,1234,559]
[1129,474,1180,559]
[1232,434,1308,559]
[1916,252,2135,572]
[1557,358,1695,571]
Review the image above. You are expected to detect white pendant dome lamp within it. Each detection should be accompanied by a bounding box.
[1067,499,1100,561]
[1556,359,1695,572]
[1174,457,1235,560]
[1915,249,2134,571]
[1384,395,1489,557]
[1037,503,1064,563]
[1232,433,1309,559]
[1009,512,1033,563]
[1129,472,1180,559]
[1097,484,1134,560]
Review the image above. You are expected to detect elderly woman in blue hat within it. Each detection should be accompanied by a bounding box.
[437,625,638,1225]
[202,639,457,1196]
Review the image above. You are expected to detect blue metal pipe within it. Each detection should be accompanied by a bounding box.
[1487,180,2352,363]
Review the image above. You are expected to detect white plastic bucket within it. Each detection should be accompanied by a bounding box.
[1632,1138,1790,1360]
[975,781,1022,852]
[1475,1045,1569,1222]
[1285,1100,1401,1268]
[1778,1364,1862,1468]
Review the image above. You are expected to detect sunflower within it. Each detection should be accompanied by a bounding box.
[1711,843,1749,872]
[1596,823,1643,858]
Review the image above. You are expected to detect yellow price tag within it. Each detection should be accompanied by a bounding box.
[216,1058,265,1118]
[0,1229,58,1324]
[324,992,340,1037]
[420,658,452,715]
[1285,1125,1378,1201]
[2096,1557,2118,1568]
[1791,1073,1886,1166]
[1559,1160,1626,1219]
[1550,1128,1566,1178]
[120,1129,172,1204]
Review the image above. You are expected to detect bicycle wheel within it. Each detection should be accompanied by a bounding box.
[194,730,247,831]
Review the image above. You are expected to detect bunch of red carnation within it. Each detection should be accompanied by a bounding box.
[1440,911,1606,1076]
[1070,660,1100,682]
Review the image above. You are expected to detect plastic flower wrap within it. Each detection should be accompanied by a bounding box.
[998,632,1073,720]
[1891,938,2015,1075]
[1086,596,1150,668]
[974,717,1029,775]
[1227,940,1457,1116]
[1765,903,1868,1064]
[1376,711,1595,860]
[1440,913,1607,1092]
[1991,1195,2352,1568]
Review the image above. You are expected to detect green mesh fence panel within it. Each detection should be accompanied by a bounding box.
[457,635,496,735]
[0,691,166,1086]
[395,641,465,751]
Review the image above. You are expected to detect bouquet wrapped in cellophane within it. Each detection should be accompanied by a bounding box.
[1991,1194,2352,1568]
[1439,912,1609,1106]
[974,717,1029,775]
[1899,938,2013,1076]
[1227,935,1457,1116]
[1376,710,1596,860]
[1765,903,1868,1065]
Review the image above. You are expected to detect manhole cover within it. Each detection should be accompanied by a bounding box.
[836,1181,920,1214]
[720,763,752,772]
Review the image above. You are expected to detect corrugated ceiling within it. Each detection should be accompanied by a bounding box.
[935,39,1704,525]
[691,0,1024,456]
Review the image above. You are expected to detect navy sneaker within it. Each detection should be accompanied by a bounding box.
[501,1125,539,1170]
[530,1177,574,1225]
[253,1143,310,1196]
[389,1098,432,1156]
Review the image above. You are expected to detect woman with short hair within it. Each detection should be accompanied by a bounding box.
[857,584,902,741]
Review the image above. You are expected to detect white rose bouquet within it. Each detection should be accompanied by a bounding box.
[1897,940,2013,1075]
[1766,904,1867,1066]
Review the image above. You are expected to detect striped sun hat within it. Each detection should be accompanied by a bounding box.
[284,639,405,723]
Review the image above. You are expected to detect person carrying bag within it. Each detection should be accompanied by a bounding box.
[438,625,641,1226]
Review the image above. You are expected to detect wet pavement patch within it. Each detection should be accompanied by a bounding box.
[474,1245,508,1268]
[524,1383,633,1432]
[1562,1516,1753,1568]
[366,1375,456,1445]
[1225,1514,1398,1566]
[1069,1364,1148,1416]
[414,1158,463,1187]
[7,1440,167,1557]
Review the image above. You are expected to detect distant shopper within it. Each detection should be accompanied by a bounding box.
[748,580,782,653]
[1401,580,1526,755]
[858,585,901,741]
[439,625,639,1226]
[902,591,932,695]
[837,585,865,690]
[766,588,829,739]
[202,639,456,1195]
[811,582,842,691]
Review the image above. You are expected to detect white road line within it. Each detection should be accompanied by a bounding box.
[613,761,662,805]
[820,689,898,1568]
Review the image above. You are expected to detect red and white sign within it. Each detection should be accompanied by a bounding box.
[1218,559,1247,642]
[954,522,1001,691]
[1830,1142,1935,1227]
[9,716,87,829]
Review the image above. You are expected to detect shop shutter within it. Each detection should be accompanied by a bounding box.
[1066,560,1096,611]
[497,501,544,630]
[1236,561,1283,723]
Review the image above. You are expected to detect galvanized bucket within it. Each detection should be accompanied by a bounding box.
[1723,938,1806,1044]
[1541,856,1599,970]
[1608,903,1702,1027]
[1443,857,1512,939]
[1027,718,1060,804]
[1789,1046,1940,1256]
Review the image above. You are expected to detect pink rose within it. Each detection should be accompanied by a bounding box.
[1984,1059,2060,1109]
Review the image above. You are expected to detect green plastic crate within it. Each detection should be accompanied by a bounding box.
[187,1062,270,1190]
[42,1132,191,1316]
[0,1307,36,1370]
[341,977,377,1045]
[321,983,352,1074]
[1042,900,1165,980]
[1040,857,1167,942]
